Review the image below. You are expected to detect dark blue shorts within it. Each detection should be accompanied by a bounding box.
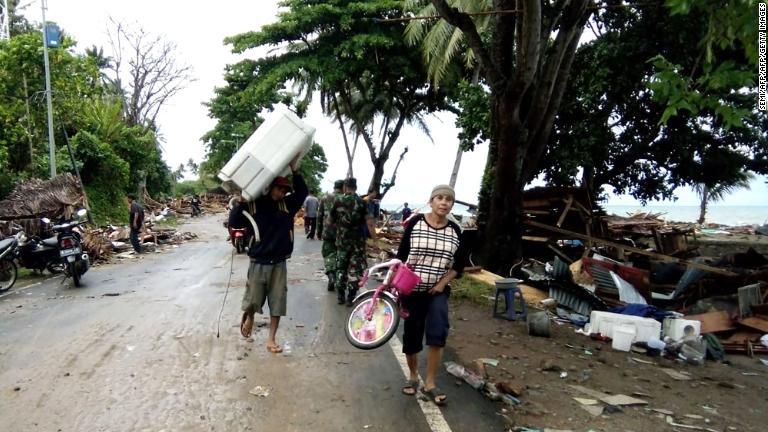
[401,288,450,354]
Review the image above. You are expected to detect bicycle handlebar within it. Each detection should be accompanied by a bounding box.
[358,258,403,288]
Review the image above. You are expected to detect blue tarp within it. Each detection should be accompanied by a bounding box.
[609,304,675,322]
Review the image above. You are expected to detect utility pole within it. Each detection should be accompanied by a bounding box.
[41,0,56,177]
[0,0,11,40]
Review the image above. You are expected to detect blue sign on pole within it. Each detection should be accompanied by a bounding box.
[45,22,61,48]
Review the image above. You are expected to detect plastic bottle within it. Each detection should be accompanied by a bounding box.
[283,341,292,355]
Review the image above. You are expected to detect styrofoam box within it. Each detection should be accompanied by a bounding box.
[584,311,661,343]
[612,325,636,352]
[663,318,701,341]
[218,105,316,200]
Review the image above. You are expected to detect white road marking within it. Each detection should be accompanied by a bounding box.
[388,336,453,432]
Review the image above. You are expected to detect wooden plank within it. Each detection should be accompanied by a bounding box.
[738,317,768,333]
[684,311,736,334]
[522,235,550,242]
[556,195,574,227]
[524,220,738,277]
[569,385,610,400]
[464,270,549,305]
[600,394,648,406]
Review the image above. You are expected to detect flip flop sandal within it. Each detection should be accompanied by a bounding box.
[421,386,447,406]
[401,379,419,396]
[266,344,283,354]
[240,312,254,338]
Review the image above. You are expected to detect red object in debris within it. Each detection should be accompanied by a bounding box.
[582,256,651,302]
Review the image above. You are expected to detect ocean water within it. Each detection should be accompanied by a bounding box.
[603,205,768,226]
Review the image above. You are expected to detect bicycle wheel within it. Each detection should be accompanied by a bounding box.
[345,290,400,350]
[0,259,18,293]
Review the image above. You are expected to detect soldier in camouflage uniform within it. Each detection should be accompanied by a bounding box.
[331,177,370,306]
[317,179,344,292]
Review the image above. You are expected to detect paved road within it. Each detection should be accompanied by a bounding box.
[0,215,504,431]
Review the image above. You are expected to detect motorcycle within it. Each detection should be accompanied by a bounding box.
[229,227,250,254]
[14,229,66,275]
[0,234,19,293]
[45,209,90,287]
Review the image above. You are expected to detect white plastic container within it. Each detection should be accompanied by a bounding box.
[612,325,636,352]
[584,311,662,343]
[663,318,701,341]
[218,105,316,200]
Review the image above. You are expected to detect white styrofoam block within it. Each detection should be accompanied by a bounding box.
[218,105,316,200]
[663,318,702,341]
[612,325,636,352]
[585,311,662,343]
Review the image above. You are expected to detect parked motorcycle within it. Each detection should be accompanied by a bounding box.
[45,209,90,287]
[0,235,19,293]
[15,230,66,275]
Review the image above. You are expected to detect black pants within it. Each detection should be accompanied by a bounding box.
[401,288,451,354]
[129,228,142,253]
[305,217,317,239]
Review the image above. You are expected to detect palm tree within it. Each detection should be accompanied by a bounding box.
[405,0,492,188]
[404,0,492,87]
[694,173,755,224]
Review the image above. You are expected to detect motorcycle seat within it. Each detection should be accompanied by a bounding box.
[42,237,59,248]
[0,237,16,252]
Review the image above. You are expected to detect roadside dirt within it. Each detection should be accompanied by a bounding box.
[446,300,768,432]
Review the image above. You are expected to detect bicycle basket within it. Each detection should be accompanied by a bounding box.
[391,264,421,296]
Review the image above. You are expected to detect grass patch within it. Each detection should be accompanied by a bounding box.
[451,276,495,306]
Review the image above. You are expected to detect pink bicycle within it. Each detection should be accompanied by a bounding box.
[345,259,421,350]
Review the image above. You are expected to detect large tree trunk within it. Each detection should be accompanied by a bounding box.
[479,94,526,273]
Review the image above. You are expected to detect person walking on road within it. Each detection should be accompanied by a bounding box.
[127,194,144,254]
[317,180,344,291]
[401,202,412,222]
[331,177,371,306]
[240,154,307,354]
[303,192,320,240]
[396,184,468,406]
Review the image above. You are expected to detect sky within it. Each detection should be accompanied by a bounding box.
[32,0,768,210]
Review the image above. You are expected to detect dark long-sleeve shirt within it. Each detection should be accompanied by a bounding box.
[246,174,308,263]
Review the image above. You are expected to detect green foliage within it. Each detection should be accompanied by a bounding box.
[297,143,328,195]
[450,277,494,306]
[204,0,450,195]
[648,0,759,129]
[545,2,766,202]
[454,80,490,151]
[0,17,173,222]
[173,179,209,197]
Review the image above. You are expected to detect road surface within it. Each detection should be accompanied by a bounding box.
[0,214,505,431]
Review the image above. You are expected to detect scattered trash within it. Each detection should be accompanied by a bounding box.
[580,405,604,416]
[126,345,136,351]
[444,361,485,390]
[573,397,599,405]
[661,368,692,381]
[479,358,500,367]
[101,292,120,297]
[559,372,568,379]
[249,386,270,397]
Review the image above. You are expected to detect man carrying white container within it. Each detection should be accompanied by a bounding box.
[240,154,307,354]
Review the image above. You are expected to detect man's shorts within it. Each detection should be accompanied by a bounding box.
[242,260,287,316]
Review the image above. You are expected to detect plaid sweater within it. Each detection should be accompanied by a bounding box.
[396,214,468,292]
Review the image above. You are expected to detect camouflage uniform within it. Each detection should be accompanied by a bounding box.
[317,188,342,291]
[331,190,368,305]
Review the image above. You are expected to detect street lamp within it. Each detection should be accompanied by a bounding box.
[41,0,57,178]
